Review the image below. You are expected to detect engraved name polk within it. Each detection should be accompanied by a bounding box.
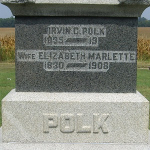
[43,114,109,134]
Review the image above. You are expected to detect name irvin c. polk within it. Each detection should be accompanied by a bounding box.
[43,25,106,47]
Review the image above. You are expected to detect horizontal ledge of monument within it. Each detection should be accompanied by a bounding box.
[1,3,149,17]
[2,89,149,103]
[1,143,150,150]
[1,0,150,5]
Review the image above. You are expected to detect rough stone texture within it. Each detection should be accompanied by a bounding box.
[2,90,149,143]
[0,128,1,144]
[1,142,150,150]
[15,17,137,93]
[1,0,150,17]
[1,128,150,150]
[1,0,150,4]
[0,2,149,150]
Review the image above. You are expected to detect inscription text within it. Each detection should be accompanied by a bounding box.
[17,50,136,72]
[43,25,106,47]
[43,113,109,134]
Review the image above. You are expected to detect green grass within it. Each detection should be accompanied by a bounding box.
[137,60,150,69]
[137,68,150,129]
[137,69,150,101]
[0,63,150,127]
[0,63,15,126]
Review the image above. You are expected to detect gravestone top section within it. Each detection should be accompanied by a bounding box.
[1,0,150,17]
[1,0,150,93]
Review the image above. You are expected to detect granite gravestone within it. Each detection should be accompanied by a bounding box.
[15,17,137,93]
[1,0,150,150]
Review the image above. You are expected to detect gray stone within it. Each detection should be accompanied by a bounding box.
[1,1,150,150]
[15,17,137,93]
[1,142,150,150]
[1,0,150,17]
[2,90,149,143]
[1,128,150,150]
[0,128,1,144]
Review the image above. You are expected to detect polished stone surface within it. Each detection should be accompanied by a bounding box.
[15,17,137,93]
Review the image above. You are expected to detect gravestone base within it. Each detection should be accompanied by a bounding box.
[1,89,149,149]
[1,129,150,150]
[1,141,149,150]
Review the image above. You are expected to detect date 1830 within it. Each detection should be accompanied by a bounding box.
[43,61,109,71]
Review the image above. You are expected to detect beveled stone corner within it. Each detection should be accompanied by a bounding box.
[1,0,150,17]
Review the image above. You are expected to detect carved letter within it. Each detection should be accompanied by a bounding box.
[76,114,91,133]
[60,114,75,133]
[93,114,109,133]
[43,114,58,133]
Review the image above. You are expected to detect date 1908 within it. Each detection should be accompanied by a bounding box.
[43,61,109,71]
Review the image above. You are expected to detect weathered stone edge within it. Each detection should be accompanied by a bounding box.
[2,89,149,103]
[1,127,150,150]
[1,0,150,5]
[1,0,150,17]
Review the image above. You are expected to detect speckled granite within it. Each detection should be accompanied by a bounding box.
[0,1,150,149]
[1,128,150,150]
[1,0,150,17]
[15,17,137,93]
[2,90,149,143]
[1,142,150,150]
